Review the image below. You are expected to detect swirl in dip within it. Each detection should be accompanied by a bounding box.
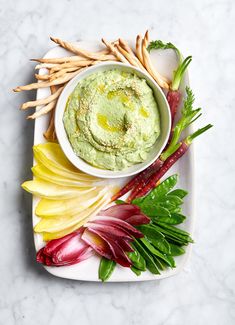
[63,69,161,171]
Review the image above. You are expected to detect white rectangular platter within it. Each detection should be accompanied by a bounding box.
[33,40,194,282]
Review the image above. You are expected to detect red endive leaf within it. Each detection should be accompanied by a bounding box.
[86,222,133,241]
[88,228,132,267]
[43,228,83,256]
[82,229,114,260]
[125,214,150,226]
[52,247,94,266]
[99,204,141,220]
[36,247,46,264]
[90,216,144,238]
[52,231,91,264]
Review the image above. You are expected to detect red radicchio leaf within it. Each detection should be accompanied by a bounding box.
[125,214,150,226]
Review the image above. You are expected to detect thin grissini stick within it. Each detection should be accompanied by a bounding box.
[27,99,57,119]
[21,86,64,110]
[35,74,50,81]
[50,37,114,61]
[142,32,170,89]
[101,38,129,64]
[35,63,56,70]
[32,54,116,64]
[136,35,143,64]
[31,56,87,64]
[115,44,139,67]
[50,60,94,73]
[117,40,144,70]
[13,70,81,92]
[37,67,80,82]
[118,38,145,69]
[44,86,57,141]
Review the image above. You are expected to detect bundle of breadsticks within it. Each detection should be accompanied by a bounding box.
[14,31,170,141]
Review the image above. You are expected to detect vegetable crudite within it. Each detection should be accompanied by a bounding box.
[19,31,212,281]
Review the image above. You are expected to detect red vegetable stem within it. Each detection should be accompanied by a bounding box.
[167,90,181,128]
[132,142,188,200]
[111,158,163,201]
[132,124,213,200]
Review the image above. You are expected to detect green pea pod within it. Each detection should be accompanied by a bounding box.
[98,257,116,282]
[140,238,175,268]
[168,243,185,256]
[152,255,168,270]
[144,175,178,202]
[115,199,126,205]
[157,194,183,206]
[170,206,182,213]
[165,195,183,206]
[154,213,186,225]
[152,224,191,244]
[168,189,188,199]
[137,224,165,239]
[139,204,170,218]
[133,240,160,274]
[157,222,193,241]
[137,224,171,254]
[127,248,146,271]
[149,237,171,255]
[131,266,141,276]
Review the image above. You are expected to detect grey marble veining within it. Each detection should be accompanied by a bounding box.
[0,0,235,324]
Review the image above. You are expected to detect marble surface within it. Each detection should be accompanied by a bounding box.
[1,0,235,324]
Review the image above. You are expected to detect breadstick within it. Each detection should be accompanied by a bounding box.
[21,86,64,110]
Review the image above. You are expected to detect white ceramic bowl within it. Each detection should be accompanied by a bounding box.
[55,62,171,178]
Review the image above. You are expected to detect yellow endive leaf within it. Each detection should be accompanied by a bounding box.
[32,164,97,187]
[42,224,81,241]
[33,143,98,181]
[22,179,96,199]
[34,194,110,233]
[35,188,108,218]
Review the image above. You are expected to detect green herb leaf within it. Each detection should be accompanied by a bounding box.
[98,257,116,282]
[147,40,182,63]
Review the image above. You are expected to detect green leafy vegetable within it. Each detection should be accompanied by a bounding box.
[147,40,182,63]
